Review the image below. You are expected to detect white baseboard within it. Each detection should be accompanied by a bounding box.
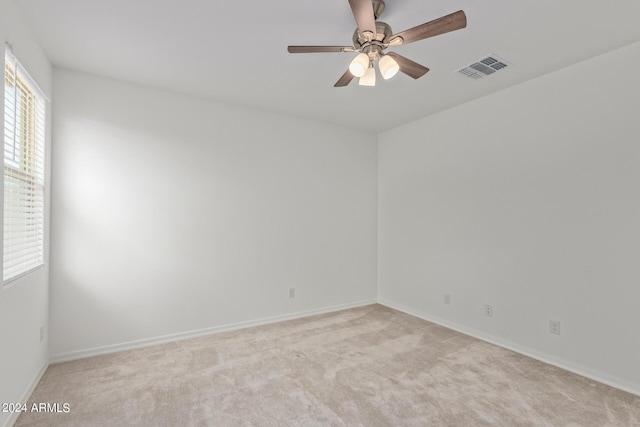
[50,299,377,364]
[378,298,640,398]
[4,361,49,427]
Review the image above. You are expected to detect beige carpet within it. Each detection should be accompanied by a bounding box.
[15,304,640,426]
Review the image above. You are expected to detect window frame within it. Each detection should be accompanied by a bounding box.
[3,48,47,285]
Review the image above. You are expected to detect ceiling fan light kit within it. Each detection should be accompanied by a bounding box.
[359,65,376,86]
[379,54,399,79]
[349,53,370,77]
[287,0,467,87]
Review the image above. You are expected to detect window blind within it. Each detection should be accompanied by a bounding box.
[3,49,46,283]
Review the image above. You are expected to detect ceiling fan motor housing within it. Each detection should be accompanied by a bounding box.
[353,21,393,49]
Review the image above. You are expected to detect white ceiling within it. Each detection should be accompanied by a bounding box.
[15,0,640,132]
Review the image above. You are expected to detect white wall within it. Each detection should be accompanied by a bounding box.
[49,69,378,359]
[0,2,52,427]
[378,41,640,394]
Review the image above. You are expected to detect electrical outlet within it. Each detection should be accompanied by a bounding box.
[39,326,44,343]
[549,320,561,335]
[484,305,493,317]
[443,294,451,305]
[288,288,295,299]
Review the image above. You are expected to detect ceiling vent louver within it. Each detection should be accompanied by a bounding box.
[457,55,509,79]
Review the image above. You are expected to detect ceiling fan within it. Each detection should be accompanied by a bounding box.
[287,0,467,87]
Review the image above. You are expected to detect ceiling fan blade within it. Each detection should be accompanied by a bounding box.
[385,52,429,79]
[386,10,467,46]
[334,70,354,87]
[288,46,355,53]
[348,0,377,40]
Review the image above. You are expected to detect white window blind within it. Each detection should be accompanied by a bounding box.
[3,49,46,283]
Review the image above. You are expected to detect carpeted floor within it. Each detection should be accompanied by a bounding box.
[15,304,640,426]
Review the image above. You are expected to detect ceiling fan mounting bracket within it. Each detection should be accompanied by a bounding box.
[371,0,386,20]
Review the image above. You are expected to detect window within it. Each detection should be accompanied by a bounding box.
[3,49,46,283]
